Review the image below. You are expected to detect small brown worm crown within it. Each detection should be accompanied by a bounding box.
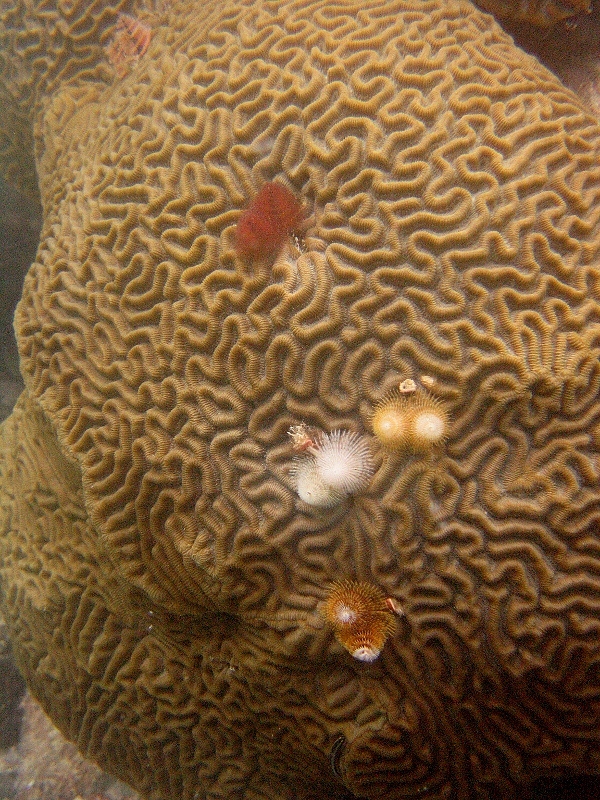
[323,579,397,662]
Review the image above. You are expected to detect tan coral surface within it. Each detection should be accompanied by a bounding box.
[3,0,600,798]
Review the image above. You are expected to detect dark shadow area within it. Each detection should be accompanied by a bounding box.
[0,618,25,751]
[0,176,41,421]
[495,1,600,113]
[526,774,600,800]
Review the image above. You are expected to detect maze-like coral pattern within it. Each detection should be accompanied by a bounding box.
[3,0,600,797]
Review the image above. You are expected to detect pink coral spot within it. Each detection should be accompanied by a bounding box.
[235,182,305,259]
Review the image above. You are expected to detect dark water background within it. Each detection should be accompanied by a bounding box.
[0,176,40,422]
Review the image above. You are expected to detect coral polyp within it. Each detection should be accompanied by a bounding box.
[323,580,397,662]
[372,389,448,452]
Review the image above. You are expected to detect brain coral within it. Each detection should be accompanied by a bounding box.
[3,0,600,798]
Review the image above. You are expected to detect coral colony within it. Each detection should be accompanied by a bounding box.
[235,182,305,259]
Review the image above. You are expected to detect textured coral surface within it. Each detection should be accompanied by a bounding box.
[3,0,600,798]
